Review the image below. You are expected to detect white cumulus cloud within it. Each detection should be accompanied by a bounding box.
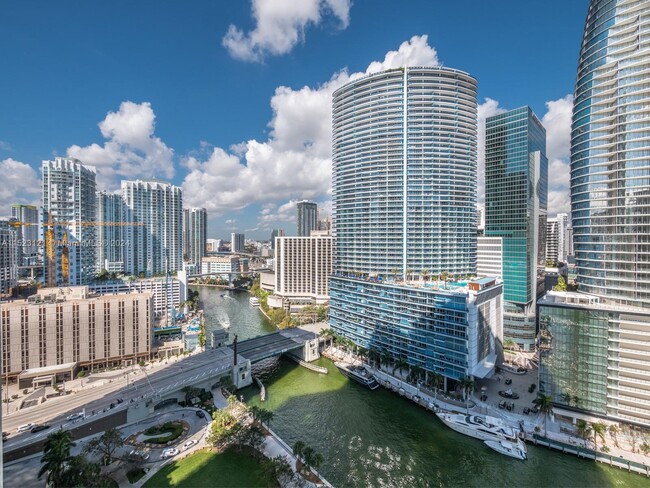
[222,0,351,62]
[183,35,440,219]
[67,101,174,191]
[0,159,41,215]
[542,95,574,216]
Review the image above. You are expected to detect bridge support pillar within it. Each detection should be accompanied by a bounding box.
[232,359,253,389]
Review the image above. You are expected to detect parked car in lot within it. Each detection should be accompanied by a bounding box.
[523,407,530,415]
[480,394,488,402]
[67,412,84,421]
[16,423,36,433]
[31,425,51,433]
[129,449,150,461]
[182,439,198,451]
[504,378,512,385]
[498,389,520,400]
[161,448,179,459]
[528,383,537,394]
[195,410,206,419]
[498,400,506,409]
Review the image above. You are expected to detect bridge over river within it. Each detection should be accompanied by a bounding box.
[230,328,321,363]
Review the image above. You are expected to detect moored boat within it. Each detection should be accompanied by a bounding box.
[335,362,379,390]
[249,296,260,306]
[435,412,525,448]
[484,439,527,460]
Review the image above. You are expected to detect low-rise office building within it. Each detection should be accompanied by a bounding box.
[201,255,240,277]
[539,291,650,426]
[1,286,153,385]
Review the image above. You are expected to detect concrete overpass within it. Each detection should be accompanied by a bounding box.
[230,328,320,363]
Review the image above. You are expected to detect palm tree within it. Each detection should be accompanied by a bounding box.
[368,349,381,369]
[380,350,392,371]
[459,376,475,414]
[576,419,592,448]
[592,422,607,451]
[293,440,306,465]
[609,424,620,448]
[420,269,430,282]
[405,268,414,282]
[409,365,423,384]
[390,268,401,282]
[394,358,409,378]
[259,408,274,430]
[39,430,76,486]
[430,372,444,405]
[533,394,554,437]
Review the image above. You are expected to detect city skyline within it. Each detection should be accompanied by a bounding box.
[1,1,587,239]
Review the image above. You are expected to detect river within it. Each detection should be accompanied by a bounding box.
[196,286,647,488]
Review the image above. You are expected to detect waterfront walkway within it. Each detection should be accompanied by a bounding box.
[324,346,650,476]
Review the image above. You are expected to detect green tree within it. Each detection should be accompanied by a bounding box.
[62,455,104,487]
[459,376,475,414]
[292,440,306,461]
[83,428,124,465]
[576,419,592,448]
[39,430,76,487]
[592,422,607,451]
[261,455,293,487]
[641,441,650,456]
[533,394,554,437]
[207,409,240,447]
[258,408,274,429]
[181,386,202,405]
[393,358,409,377]
[608,424,620,448]
[420,269,430,281]
[233,424,265,452]
[553,275,568,292]
[429,371,444,405]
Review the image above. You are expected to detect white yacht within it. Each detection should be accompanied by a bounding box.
[335,362,379,390]
[249,296,260,306]
[484,439,527,460]
[436,412,525,448]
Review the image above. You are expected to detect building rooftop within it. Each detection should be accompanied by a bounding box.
[332,272,501,295]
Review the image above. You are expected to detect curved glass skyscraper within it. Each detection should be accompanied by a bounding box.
[332,67,478,276]
[571,0,650,308]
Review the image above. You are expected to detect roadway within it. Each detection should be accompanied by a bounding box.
[2,347,235,449]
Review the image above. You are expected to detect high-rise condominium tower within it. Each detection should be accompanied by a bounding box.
[333,67,477,277]
[42,158,97,286]
[485,107,548,351]
[96,191,125,273]
[11,204,38,266]
[121,180,183,276]
[539,0,650,426]
[182,208,207,266]
[296,201,318,237]
[231,233,245,253]
[331,67,503,384]
[570,0,650,308]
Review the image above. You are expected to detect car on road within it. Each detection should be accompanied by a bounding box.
[528,383,537,394]
[480,394,488,402]
[498,390,520,400]
[195,410,206,419]
[67,412,84,421]
[161,448,179,459]
[182,439,198,451]
[16,423,36,433]
[498,400,506,409]
[504,378,512,385]
[129,449,150,461]
[523,407,531,415]
[31,425,51,433]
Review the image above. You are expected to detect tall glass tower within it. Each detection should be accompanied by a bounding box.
[330,67,504,385]
[485,107,548,351]
[571,0,650,308]
[296,201,318,237]
[539,0,650,426]
[332,67,478,277]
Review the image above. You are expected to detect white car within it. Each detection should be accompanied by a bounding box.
[182,439,198,451]
[67,412,84,421]
[161,448,179,459]
[16,423,36,433]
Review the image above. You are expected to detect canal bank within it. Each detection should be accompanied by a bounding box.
[195,287,648,487]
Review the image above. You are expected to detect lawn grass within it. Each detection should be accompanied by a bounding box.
[143,448,272,488]
[143,421,184,444]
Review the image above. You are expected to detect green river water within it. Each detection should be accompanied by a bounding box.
[197,287,648,488]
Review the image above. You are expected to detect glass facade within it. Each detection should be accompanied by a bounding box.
[485,107,548,349]
[538,303,609,415]
[571,0,650,308]
[330,276,502,381]
[539,294,650,425]
[332,67,478,277]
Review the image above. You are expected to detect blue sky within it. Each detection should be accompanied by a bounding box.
[0,0,587,239]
